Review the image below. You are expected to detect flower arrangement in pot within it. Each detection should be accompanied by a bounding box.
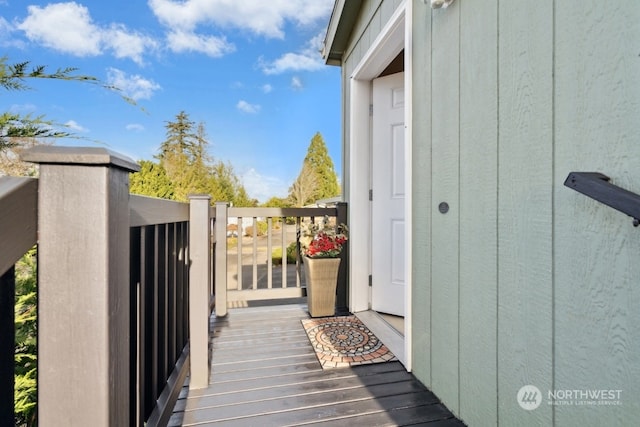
[300,217,349,259]
[300,217,348,317]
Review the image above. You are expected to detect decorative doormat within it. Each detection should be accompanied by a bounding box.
[301,316,397,369]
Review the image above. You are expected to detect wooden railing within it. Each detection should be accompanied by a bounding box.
[0,177,37,427]
[0,147,214,427]
[212,204,348,315]
[128,195,192,426]
[0,146,349,426]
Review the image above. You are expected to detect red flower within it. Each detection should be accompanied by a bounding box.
[301,219,349,258]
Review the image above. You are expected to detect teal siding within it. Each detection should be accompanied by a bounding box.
[496,0,554,424]
[409,0,640,425]
[410,0,433,389]
[333,0,638,425]
[430,3,461,413]
[458,0,498,425]
[553,1,640,425]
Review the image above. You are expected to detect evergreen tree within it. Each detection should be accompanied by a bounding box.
[234,186,258,207]
[208,161,255,206]
[157,111,202,201]
[189,122,213,194]
[156,111,253,205]
[289,132,340,205]
[129,160,174,199]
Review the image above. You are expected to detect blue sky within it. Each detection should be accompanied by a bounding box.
[1,0,341,202]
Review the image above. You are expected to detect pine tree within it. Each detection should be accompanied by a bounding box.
[289,132,340,205]
[129,160,175,199]
[188,122,214,194]
[157,111,201,201]
[208,161,255,206]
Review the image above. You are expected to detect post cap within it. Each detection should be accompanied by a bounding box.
[21,146,140,172]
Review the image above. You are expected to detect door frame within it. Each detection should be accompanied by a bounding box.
[347,2,413,370]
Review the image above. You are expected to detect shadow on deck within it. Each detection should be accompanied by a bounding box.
[170,303,464,426]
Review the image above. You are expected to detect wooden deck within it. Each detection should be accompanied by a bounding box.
[170,303,464,426]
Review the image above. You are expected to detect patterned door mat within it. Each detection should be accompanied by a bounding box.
[301,316,397,369]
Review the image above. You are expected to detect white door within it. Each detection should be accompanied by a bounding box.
[371,72,405,316]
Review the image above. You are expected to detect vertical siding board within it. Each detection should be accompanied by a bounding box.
[429,3,460,413]
[458,0,498,424]
[497,0,554,425]
[348,0,373,60]
[410,0,432,387]
[554,1,640,425]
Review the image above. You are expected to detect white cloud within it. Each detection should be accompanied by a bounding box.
[0,16,11,31]
[236,100,261,114]
[64,120,88,132]
[0,16,24,49]
[241,168,288,202]
[106,24,158,64]
[166,29,234,57]
[18,3,101,56]
[259,32,325,75]
[9,104,37,113]
[126,123,145,132]
[149,0,333,39]
[291,76,304,90]
[17,2,156,65]
[261,84,273,94]
[107,68,161,101]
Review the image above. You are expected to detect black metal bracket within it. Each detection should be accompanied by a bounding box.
[564,172,640,227]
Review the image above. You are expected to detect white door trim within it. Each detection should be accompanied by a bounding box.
[347,1,413,370]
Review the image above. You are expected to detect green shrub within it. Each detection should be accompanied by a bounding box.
[272,247,284,265]
[15,248,37,427]
[286,242,298,263]
[245,220,268,237]
[271,242,298,265]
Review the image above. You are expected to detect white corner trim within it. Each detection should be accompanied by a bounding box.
[404,0,413,373]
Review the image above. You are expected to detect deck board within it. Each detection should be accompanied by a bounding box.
[170,304,463,426]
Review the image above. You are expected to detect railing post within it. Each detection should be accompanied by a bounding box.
[214,202,228,317]
[336,202,349,315]
[21,147,139,426]
[188,195,211,389]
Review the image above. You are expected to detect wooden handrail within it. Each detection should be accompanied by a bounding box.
[130,194,189,227]
[0,177,37,276]
[228,206,337,218]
